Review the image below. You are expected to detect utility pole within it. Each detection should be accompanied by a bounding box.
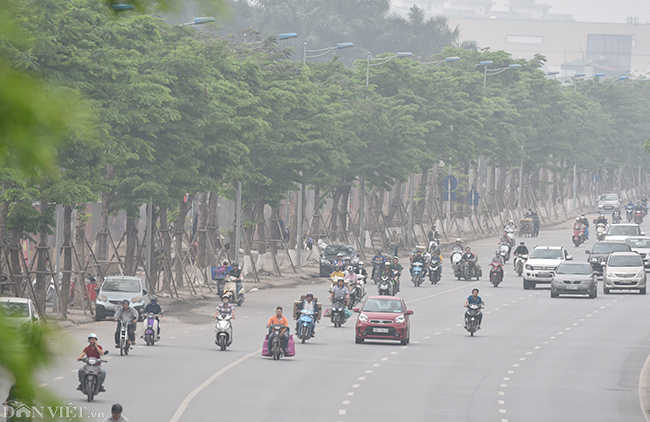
[518,148,524,221]
[447,163,452,233]
[407,173,414,248]
[359,176,365,250]
[296,172,303,269]
[235,181,242,263]
[146,198,153,293]
[573,163,577,211]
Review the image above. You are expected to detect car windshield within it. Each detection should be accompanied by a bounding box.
[628,238,650,248]
[101,279,141,293]
[362,299,404,313]
[324,245,356,260]
[600,194,618,201]
[0,302,29,318]
[592,243,629,253]
[556,264,591,275]
[608,255,642,267]
[529,249,564,260]
[608,226,640,236]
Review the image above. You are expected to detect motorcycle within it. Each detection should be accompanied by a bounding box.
[347,278,360,309]
[428,239,439,254]
[499,243,511,262]
[459,259,472,281]
[572,227,584,247]
[626,207,634,222]
[505,230,515,247]
[215,313,233,351]
[595,223,607,241]
[451,251,463,276]
[377,275,393,296]
[331,296,346,328]
[635,209,644,225]
[514,254,527,276]
[412,262,424,287]
[490,262,503,287]
[464,304,482,336]
[297,309,314,344]
[220,276,245,306]
[612,212,622,224]
[118,320,132,356]
[79,351,109,402]
[268,324,287,360]
[143,312,161,346]
[428,256,441,284]
[371,260,384,283]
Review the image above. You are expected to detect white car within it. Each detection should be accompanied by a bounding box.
[603,251,646,294]
[604,223,644,242]
[0,297,41,344]
[523,246,572,289]
[598,193,620,213]
[625,237,650,268]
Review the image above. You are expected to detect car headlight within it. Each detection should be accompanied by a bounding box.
[636,270,645,278]
[132,296,142,303]
[607,272,615,278]
[359,313,368,322]
[98,294,108,302]
[395,315,405,323]
[525,264,532,270]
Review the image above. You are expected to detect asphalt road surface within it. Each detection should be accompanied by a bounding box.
[14,213,650,422]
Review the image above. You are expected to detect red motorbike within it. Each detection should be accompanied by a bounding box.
[634,209,644,225]
[490,262,504,287]
[572,227,585,247]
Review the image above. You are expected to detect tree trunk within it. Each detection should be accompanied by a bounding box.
[9,230,22,296]
[97,164,115,265]
[329,187,342,241]
[339,184,352,234]
[207,191,219,268]
[74,206,87,308]
[386,179,402,225]
[311,184,321,238]
[60,205,73,318]
[415,168,429,223]
[175,196,194,287]
[34,202,50,312]
[197,191,208,268]
[256,197,267,254]
[124,211,138,276]
[160,208,172,292]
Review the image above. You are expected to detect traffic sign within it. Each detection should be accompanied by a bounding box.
[467,187,480,206]
[443,192,457,201]
[441,175,458,192]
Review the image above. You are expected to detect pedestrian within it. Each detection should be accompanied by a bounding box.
[388,230,400,257]
[103,403,128,422]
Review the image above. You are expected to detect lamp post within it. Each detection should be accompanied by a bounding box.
[366,52,413,86]
[112,4,135,11]
[296,172,303,269]
[407,173,414,248]
[303,42,353,64]
[418,56,461,68]
[518,146,524,221]
[477,61,522,88]
[180,17,215,26]
[244,32,297,44]
[573,73,585,93]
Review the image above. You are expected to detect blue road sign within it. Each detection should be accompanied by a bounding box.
[467,187,480,206]
[443,192,457,201]
[441,175,458,192]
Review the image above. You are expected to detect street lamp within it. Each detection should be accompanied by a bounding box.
[418,56,461,68]
[477,61,521,88]
[180,17,215,26]
[303,42,354,64]
[573,73,585,92]
[244,32,298,44]
[366,52,412,86]
[112,4,135,11]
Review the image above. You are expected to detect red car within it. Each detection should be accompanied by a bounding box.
[353,296,413,345]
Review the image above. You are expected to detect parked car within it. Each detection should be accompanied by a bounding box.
[597,193,620,213]
[625,237,650,268]
[584,241,631,275]
[353,296,412,345]
[95,276,148,321]
[0,297,41,344]
[550,262,597,298]
[604,223,644,242]
[523,246,572,290]
[319,245,358,277]
[603,251,646,294]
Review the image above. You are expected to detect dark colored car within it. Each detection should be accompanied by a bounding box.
[353,296,412,345]
[585,241,630,275]
[319,245,358,277]
[550,262,597,298]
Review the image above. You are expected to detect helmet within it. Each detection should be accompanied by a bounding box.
[520,241,524,245]
[337,253,343,257]
[333,265,341,271]
[306,292,313,297]
[384,261,391,266]
[599,212,604,216]
[576,217,580,221]
[150,295,158,302]
[232,261,239,267]
[509,220,514,223]
[581,213,585,216]
[393,256,399,261]
[88,333,98,340]
[495,251,500,255]
[456,238,461,242]
[376,248,382,253]
[111,404,123,414]
[416,250,422,255]
[122,299,130,305]
[358,261,363,266]
[347,266,354,272]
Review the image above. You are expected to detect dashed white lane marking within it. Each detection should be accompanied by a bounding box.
[365,370,373,373]
[498,400,505,404]
[494,308,500,311]
[572,323,579,326]
[434,332,441,335]
[339,410,346,415]
[550,336,556,339]
[455,324,462,327]
[485,311,491,314]
[502,419,509,422]
[54,377,63,380]
[519,358,526,361]
[593,311,599,314]
[381,358,389,361]
[526,352,532,355]
[423,336,430,339]
[542,341,548,344]
[342,400,350,405]
[507,370,514,374]
[358,377,366,380]
[512,364,520,367]
[39,383,47,387]
[579,319,585,321]
[372,364,380,367]
[104,356,113,360]
[587,314,592,317]
[501,384,507,387]
[503,377,510,381]
[347,392,354,396]
[243,315,249,318]
[170,336,177,339]
[401,346,408,349]
[445,328,452,331]
[390,351,398,355]
[257,311,264,314]
[412,341,420,344]
[498,391,505,396]
[71,369,77,373]
[184,331,191,334]
[558,332,564,335]
[352,384,360,388]
[534,346,540,349]
[503,304,509,307]
[500,409,507,413]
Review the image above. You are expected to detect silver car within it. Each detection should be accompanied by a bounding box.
[604,223,644,242]
[625,237,650,268]
[603,251,647,294]
[0,297,41,344]
[550,262,597,298]
[95,276,148,321]
[598,193,620,212]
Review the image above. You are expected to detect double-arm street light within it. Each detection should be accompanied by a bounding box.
[477,61,522,88]
[366,52,413,86]
[180,17,215,26]
[418,56,461,68]
[303,42,354,64]
[244,32,298,44]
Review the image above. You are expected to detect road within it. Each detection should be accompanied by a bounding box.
[11,213,650,422]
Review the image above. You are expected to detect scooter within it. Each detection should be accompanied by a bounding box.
[505,230,515,247]
[572,227,584,247]
[612,211,622,224]
[464,304,482,337]
[635,209,644,225]
[118,320,132,356]
[371,260,384,283]
[297,309,314,344]
[490,262,503,287]
[221,276,245,306]
[79,351,109,402]
[143,312,161,346]
[215,314,233,351]
[331,296,346,328]
[348,278,362,310]
[499,243,511,262]
[595,223,607,241]
[377,275,393,296]
[514,254,527,276]
[412,262,424,287]
[429,256,441,284]
[451,251,463,277]
[626,207,634,222]
[268,324,288,360]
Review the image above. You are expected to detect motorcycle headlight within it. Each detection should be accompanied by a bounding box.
[98,294,108,302]
[359,313,368,322]
[525,264,533,270]
[132,296,142,303]
[395,315,405,323]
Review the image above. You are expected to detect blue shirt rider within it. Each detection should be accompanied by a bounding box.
[464,288,484,326]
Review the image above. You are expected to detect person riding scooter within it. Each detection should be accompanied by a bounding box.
[113,300,138,348]
[295,293,319,338]
[227,262,244,297]
[513,242,528,269]
[378,261,398,293]
[490,251,504,281]
[461,247,479,277]
[594,213,608,226]
[77,333,106,392]
[142,295,162,340]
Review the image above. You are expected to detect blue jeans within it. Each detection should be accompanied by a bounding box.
[296,318,315,336]
[78,367,106,384]
[584,227,589,239]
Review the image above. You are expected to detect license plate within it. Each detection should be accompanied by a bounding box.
[537,272,550,277]
[373,328,389,333]
[566,285,578,290]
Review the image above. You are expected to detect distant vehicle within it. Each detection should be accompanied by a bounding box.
[625,237,650,268]
[604,223,644,242]
[584,241,631,275]
[550,262,597,298]
[353,296,412,345]
[598,193,620,212]
[95,276,148,321]
[0,297,41,344]
[523,246,572,290]
[603,251,646,294]
[319,245,358,277]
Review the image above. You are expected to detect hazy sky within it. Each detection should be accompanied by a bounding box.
[492,0,650,23]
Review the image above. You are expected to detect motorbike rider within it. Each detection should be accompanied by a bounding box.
[428,250,443,276]
[461,247,478,276]
[266,306,289,352]
[214,295,236,319]
[227,262,244,297]
[354,261,368,278]
[332,252,345,268]
[410,250,426,276]
[450,238,464,259]
[214,261,231,293]
[344,266,359,285]
[594,212,608,226]
[388,230,400,257]
[612,207,621,222]
[77,333,106,392]
[490,251,505,281]
[391,256,403,279]
[464,289,484,328]
[377,261,398,292]
[572,217,583,236]
[579,213,590,240]
[113,299,138,348]
[370,249,386,279]
[142,295,162,340]
[330,265,345,279]
[513,241,528,269]
[295,293,319,338]
[642,197,648,215]
[504,220,516,244]
[427,225,439,243]
[103,403,128,422]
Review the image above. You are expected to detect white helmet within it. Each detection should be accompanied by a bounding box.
[358,261,363,266]
[509,220,514,223]
[88,333,98,340]
[456,238,461,242]
[337,252,343,257]
[576,217,580,221]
